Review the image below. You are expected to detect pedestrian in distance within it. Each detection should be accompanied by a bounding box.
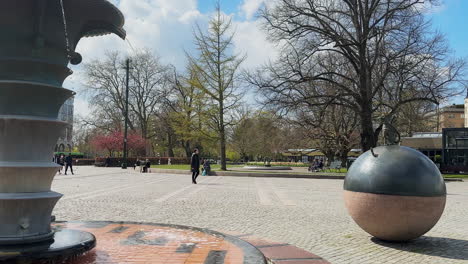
[202,159,211,176]
[135,158,141,172]
[57,154,65,174]
[145,159,151,173]
[318,159,324,171]
[191,148,200,184]
[64,153,74,175]
[105,156,111,167]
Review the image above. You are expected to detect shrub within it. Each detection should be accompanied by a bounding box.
[246,161,308,167]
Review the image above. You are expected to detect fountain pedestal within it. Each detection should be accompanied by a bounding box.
[0,0,125,255]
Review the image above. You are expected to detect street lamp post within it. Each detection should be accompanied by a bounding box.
[122,59,131,169]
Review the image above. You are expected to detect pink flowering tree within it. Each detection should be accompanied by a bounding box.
[91,130,145,157]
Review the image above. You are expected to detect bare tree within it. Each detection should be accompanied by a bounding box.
[297,104,360,166]
[394,100,436,136]
[230,112,288,162]
[188,4,246,170]
[84,50,172,155]
[249,0,466,151]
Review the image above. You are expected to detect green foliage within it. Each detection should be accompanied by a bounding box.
[186,4,246,170]
[230,111,306,161]
[226,151,241,161]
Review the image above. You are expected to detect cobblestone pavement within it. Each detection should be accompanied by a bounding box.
[53,167,468,264]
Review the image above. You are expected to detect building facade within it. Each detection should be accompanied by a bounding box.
[55,97,74,153]
[426,104,465,132]
[401,132,442,163]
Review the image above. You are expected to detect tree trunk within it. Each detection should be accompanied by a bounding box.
[183,141,192,158]
[166,131,175,157]
[219,102,227,170]
[339,150,348,168]
[360,113,375,151]
[359,98,375,151]
[325,154,334,166]
[141,125,151,157]
[340,157,347,168]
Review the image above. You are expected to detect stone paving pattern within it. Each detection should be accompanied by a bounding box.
[53,167,468,264]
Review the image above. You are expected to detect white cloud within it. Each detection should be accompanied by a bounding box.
[65,0,278,118]
[416,1,446,14]
[233,19,279,69]
[240,0,266,20]
[74,97,91,118]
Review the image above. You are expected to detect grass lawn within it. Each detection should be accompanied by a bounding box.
[150,164,243,171]
[442,174,468,179]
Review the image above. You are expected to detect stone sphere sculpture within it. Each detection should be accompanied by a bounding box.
[344,145,446,241]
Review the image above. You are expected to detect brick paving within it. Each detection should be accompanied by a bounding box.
[53,167,468,264]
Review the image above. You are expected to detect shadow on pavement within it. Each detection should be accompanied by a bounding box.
[371,236,468,260]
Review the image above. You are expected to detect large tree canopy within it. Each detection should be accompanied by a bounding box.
[83,50,172,155]
[248,0,467,151]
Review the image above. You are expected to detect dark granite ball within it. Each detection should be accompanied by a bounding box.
[344,145,446,197]
[343,145,446,241]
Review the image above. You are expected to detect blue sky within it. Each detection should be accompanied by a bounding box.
[72,0,468,116]
[429,0,468,59]
[198,0,468,59]
[198,0,239,14]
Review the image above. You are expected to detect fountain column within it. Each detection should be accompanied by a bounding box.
[0,0,125,244]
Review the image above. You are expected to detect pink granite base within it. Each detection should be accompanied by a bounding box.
[344,190,446,241]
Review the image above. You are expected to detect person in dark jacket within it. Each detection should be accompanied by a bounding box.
[135,158,141,172]
[191,148,200,184]
[145,159,151,173]
[105,156,111,167]
[64,153,74,175]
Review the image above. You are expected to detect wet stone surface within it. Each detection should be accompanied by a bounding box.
[54,221,267,264]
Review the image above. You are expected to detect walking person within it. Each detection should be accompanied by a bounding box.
[145,159,151,173]
[64,153,74,175]
[191,148,200,184]
[57,154,65,174]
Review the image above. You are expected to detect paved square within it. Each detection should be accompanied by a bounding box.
[53,167,468,264]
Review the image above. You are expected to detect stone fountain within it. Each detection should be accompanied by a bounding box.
[0,0,124,261]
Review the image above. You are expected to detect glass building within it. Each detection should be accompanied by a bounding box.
[55,97,74,152]
[442,128,468,171]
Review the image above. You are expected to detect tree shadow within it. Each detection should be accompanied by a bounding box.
[371,236,468,260]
